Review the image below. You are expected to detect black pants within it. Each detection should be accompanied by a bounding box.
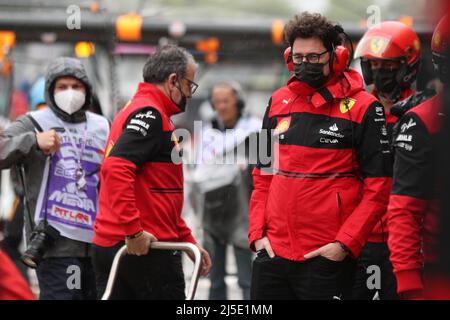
[93,242,185,300]
[251,250,353,300]
[36,257,97,300]
[351,242,398,300]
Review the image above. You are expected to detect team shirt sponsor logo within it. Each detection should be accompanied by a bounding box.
[274,117,291,135]
[329,123,338,132]
[320,137,339,144]
[319,123,344,139]
[400,118,417,133]
[135,110,156,119]
[130,119,150,130]
[127,111,157,136]
[375,106,384,117]
[396,134,413,142]
[396,142,413,151]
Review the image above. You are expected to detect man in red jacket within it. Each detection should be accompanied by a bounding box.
[387,15,448,300]
[249,12,392,300]
[351,21,425,300]
[93,45,211,299]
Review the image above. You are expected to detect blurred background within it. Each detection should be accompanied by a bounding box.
[0,0,446,299]
[0,0,443,126]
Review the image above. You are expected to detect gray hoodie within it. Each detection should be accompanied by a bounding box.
[0,57,105,258]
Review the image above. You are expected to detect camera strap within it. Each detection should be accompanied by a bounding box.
[17,115,55,230]
[42,155,54,226]
[17,157,53,229]
[17,164,36,230]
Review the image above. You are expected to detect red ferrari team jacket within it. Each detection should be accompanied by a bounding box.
[93,83,196,247]
[249,69,392,260]
[387,94,443,296]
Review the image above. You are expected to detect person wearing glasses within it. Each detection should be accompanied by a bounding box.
[92,45,211,300]
[249,12,392,299]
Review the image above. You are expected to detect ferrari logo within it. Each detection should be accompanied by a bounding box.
[340,98,356,113]
[370,37,386,55]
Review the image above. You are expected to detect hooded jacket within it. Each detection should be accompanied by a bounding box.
[0,57,108,258]
[249,69,392,260]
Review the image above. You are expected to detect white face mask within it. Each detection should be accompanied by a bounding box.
[54,89,86,115]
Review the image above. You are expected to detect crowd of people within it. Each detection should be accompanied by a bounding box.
[0,10,449,300]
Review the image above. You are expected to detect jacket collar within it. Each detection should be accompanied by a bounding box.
[287,68,365,108]
[133,82,182,117]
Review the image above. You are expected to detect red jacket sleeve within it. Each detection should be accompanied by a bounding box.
[387,111,435,297]
[249,167,273,251]
[335,101,392,257]
[248,101,275,251]
[388,194,427,294]
[336,177,392,257]
[177,217,196,244]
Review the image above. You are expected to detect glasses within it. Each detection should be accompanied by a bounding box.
[292,50,329,64]
[184,78,199,94]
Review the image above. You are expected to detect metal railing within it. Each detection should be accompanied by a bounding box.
[101,242,202,300]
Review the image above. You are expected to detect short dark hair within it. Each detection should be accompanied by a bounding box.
[142,45,196,84]
[284,12,343,50]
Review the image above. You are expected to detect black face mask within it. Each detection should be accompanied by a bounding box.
[171,81,187,112]
[294,62,328,89]
[373,68,401,99]
[177,95,187,111]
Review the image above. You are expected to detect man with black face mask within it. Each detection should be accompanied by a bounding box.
[351,21,433,300]
[249,12,392,300]
[93,45,211,299]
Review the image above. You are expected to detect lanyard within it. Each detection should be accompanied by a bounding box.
[56,114,89,189]
[57,114,89,167]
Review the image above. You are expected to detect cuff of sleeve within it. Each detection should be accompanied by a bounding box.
[179,233,196,244]
[335,231,361,258]
[249,230,264,252]
[123,219,143,237]
[395,269,424,295]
